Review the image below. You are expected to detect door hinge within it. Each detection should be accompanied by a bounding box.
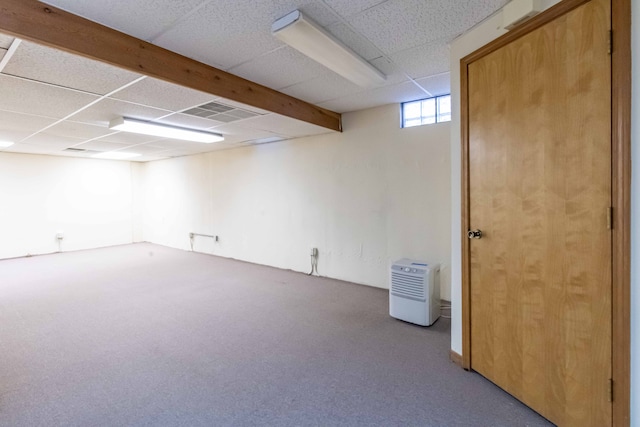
[608,30,613,54]
[608,378,614,402]
[607,207,613,230]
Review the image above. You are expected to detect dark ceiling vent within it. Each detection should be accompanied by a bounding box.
[183,101,262,123]
[63,147,100,154]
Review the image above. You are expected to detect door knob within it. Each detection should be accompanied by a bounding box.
[467,229,482,239]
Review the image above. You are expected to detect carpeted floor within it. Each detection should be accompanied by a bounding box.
[0,243,553,426]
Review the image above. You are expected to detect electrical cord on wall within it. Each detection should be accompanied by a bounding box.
[440,299,451,319]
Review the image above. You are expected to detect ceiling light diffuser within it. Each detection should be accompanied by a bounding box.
[109,117,224,143]
[0,140,15,148]
[92,151,141,160]
[272,10,386,87]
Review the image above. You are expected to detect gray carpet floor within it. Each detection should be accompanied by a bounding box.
[0,243,553,426]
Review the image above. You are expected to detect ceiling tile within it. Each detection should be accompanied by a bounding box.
[45,121,116,140]
[415,73,451,97]
[0,33,13,49]
[153,0,285,70]
[237,114,333,138]
[117,143,170,155]
[42,0,205,42]
[322,0,388,18]
[210,123,283,144]
[68,98,171,127]
[0,110,58,132]
[2,143,59,155]
[230,46,327,90]
[0,75,99,119]
[21,133,87,150]
[141,138,222,151]
[280,72,363,104]
[324,22,381,61]
[348,0,508,54]
[156,113,225,130]
[318,80,428,113]
[72,140,131,152]
[3,41,142,95]
[0,48,6,63]
[93,132,160,145]
[368,57,410,85]
[110,77,216,112]
[389,40,450,79]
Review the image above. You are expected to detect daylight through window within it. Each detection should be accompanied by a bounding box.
[402,95,451,128]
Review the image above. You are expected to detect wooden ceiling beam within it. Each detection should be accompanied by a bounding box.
[0,0,342,131]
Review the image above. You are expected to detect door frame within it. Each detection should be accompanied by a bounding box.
[459,0,631,424]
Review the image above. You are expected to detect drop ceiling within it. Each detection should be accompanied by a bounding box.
[0,0,509,162]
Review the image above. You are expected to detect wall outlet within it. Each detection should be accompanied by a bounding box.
[56,231,64,240]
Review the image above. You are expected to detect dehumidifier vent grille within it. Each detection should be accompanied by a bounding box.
[390,272,425,301]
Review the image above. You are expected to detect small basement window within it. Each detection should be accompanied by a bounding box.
[402,95,451,128]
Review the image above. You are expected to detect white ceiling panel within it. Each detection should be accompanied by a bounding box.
[389,40,450,79]
[141,138,223,151]
[21,133,87,150]
[325,22,382,61]
[322,0,388,18]
[42,0,206,42]
[238,114,332,138]
[318,80,428,113]
[212,98,272,115]
[153,1,284,70]
[0,48,7,63]
[117,144,170,155]
[0,110,58,132]
[210,123,283,144]
[3,41,142,95]
[416,73,451,97]
[68,98,171,127]
[45,121,116,140]
[156,113,225,130]
[368,57,410,85]
[0,33,13,49]
[0,75,99,119]
[230,46,327,90]
[92,132,160,145]
[2,143,59,155]
[109,77,216,112]
[348,0,508,54]
[72,140,131,152]
[280,72,363,104]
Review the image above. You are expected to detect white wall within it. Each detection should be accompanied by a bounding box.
[630,0,639,422]
[141,104,452,297]
[0,152,136,259]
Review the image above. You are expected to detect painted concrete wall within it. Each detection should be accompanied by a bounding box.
[140,104,452,298]
[630,0,639,423]
[0,152,135,259]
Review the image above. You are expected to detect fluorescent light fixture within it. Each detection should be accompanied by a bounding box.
[92,151,141,160]
[252,136,285,145]
[272,10,385,87]
[0,140,15,148]
[109,117,224,143]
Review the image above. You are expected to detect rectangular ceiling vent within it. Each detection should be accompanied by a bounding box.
[183,101,262,123]
[63,147,100,154]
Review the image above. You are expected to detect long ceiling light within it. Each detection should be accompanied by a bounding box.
[272,10,386,87]
[109,117,224,143]
[0,140,15,148]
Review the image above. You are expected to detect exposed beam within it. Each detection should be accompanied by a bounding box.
[0,0,342,131]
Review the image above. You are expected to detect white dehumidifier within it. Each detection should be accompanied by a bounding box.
[389,259,440,326]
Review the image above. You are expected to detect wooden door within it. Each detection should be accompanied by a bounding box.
[466,0,611,425]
